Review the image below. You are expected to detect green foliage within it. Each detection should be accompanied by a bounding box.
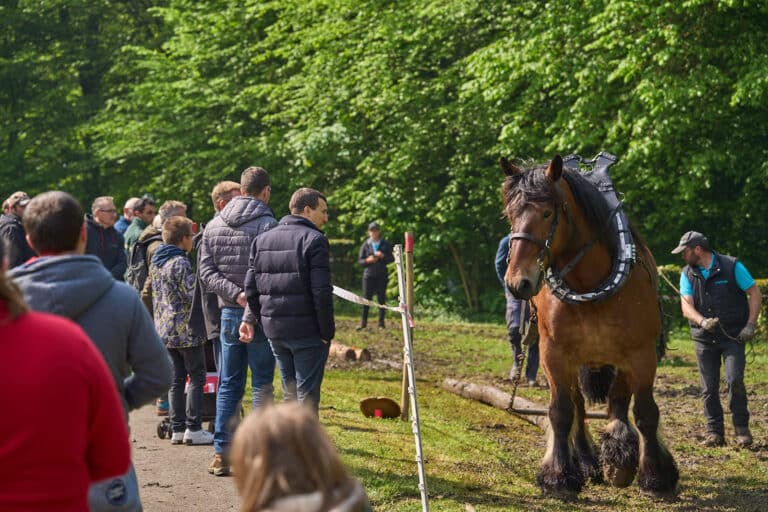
[3,0,768,315]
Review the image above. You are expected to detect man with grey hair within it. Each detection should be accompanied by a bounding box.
[115,197,140,234]
[85,196,127,281]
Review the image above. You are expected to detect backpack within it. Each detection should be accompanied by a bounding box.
[125,233,163,290]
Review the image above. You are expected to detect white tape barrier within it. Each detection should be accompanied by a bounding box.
[332,285,415,328]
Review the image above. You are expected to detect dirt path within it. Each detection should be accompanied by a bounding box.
[129,404,240,511]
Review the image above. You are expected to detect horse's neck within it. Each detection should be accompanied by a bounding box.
[555,202,613,292]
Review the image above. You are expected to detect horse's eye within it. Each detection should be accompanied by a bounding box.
[543,210,553,219]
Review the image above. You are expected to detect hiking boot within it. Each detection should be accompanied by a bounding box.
[734,427,753,448]
[171,432,185,445]
[184,428,214,446]
[156,398,169,416]
[208,454,230,476]
[701,432,725,447]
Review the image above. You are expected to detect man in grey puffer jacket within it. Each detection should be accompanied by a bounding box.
[198,166,278,476]
[10,191,171,512]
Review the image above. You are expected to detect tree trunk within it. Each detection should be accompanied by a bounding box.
[447,242,478,311]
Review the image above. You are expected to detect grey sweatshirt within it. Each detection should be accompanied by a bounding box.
[9,254,171,418]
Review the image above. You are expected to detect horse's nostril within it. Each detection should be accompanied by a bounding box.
[519,279,531,293]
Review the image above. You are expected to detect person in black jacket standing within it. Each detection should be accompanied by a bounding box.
[356,222,394,330]
[85,196,128,281]
[242,187,334,415]
[0,191,35,268]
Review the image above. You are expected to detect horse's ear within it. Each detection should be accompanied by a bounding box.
[545,155,563,181]
[499,157,521,176]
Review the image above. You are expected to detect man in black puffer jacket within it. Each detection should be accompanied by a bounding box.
[242,187,334,416]
[198,167,278,477]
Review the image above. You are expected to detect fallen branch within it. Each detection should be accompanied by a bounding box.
[442,378,608,431]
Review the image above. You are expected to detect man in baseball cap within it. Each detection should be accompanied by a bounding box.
[673,229,761,448]
[670,230,709,254]
[0,191,35,268]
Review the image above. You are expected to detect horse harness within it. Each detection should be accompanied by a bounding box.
[507,152,637,305]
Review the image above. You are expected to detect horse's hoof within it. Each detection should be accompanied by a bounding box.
[603,463,636,487]
[582,459,604,484]
[638,454,680,494]
[537,464,584,497]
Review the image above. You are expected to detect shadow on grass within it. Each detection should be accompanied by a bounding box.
[674,474,768,512]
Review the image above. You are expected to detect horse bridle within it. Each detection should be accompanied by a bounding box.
[507,203,561,275]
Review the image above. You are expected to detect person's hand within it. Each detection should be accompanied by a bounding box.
[738,322,756,342]
[365,255,377,264]
[239,321,254,343]
[374,250,383,259]
[699,317,720,333]
[236,291,247,308]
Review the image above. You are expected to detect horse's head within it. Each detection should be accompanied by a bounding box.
[500,155,566,299]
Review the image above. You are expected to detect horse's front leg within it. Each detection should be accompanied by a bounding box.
[573,389,602,483]
[537,370,584,496]
[633,384,679,493]
[600,369,639,487]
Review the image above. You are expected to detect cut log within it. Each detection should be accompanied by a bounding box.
[330,343,356,361]
[330,342,371,362]
[442,378,608,431]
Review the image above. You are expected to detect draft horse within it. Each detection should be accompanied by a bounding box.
[500,155,678,496]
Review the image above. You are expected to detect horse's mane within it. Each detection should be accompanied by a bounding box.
[502,165,623,254]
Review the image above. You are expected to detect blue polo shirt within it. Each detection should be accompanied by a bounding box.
[679,251,755,296]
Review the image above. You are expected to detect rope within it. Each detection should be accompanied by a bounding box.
[657,269,752,350]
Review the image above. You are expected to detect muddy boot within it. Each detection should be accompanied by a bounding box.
[701,432,725,447]
[734,426,753,448]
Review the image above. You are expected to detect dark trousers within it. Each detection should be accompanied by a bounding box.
[694,337,749,435]
[168,345,206,433]
[361,276,387,327]
[269,337,331,415]
[506,292,539,381]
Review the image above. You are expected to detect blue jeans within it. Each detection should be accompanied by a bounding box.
[214,307,275,454]
[269,337,330,415]
[694,337,749,435]
[88,463,142,511]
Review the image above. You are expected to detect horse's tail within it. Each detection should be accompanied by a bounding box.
[578,365,616,404]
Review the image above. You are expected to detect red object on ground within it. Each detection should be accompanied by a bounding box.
[374,408,383,418]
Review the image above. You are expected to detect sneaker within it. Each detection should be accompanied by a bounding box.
[156,398,169,417]
[208,454,230,476]
[527,379,539,388]
[734,427,753,448]
[184,428,214,446]
[355,325,366,331]
[171,432,185,445]
[701,432,725,447]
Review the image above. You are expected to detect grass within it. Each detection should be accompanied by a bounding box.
[248,315,768,511]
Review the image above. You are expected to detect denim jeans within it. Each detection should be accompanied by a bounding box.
[88,463,142,511]
[168,345,206,432]
[269,337,330,415]
[214,307,275,454]
[694,337,749,435]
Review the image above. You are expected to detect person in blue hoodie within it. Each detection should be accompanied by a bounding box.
[150,216,213,446]
[9,191,171,512]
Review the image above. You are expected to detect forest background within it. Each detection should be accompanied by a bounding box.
[3,0,767,320]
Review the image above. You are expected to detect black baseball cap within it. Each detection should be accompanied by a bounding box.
[671,231,708,254]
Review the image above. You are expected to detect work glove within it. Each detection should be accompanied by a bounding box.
[738,322,756,343]
[699,317,720,333]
